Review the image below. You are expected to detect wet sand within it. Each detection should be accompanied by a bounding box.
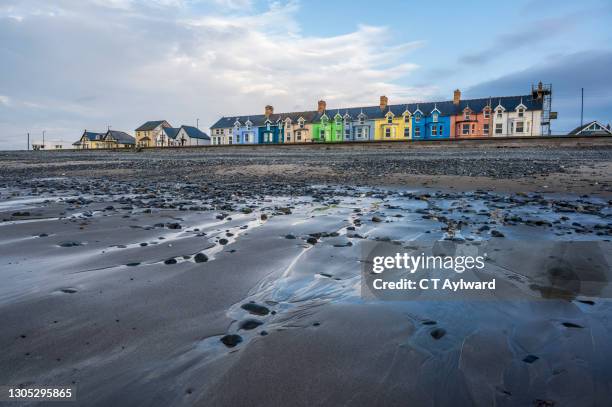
[1,144,612,406]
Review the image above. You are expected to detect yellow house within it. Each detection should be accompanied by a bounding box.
[73,130,106,149]
[135,120,172,147]
[374,106,412,141]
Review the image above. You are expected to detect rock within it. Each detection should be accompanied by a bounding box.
[219,238,229,245]
[12,211,30,216]
[194,253,209,263]
[306,237,318,245]
[164,258,177,265]
[60,288,78,294]
[562,322,584,328]
[58,241,81,247]
[239,319,263,330]
[166,222,181,229]
[430,328,446,339]
[285,234,296,239]
[241,303,270,316]
[371,216,383,222]
[522,354,539,364]
[220,334,242,348]
[260,214,268,221]
[491,230,505,238]
[126,262,140,267]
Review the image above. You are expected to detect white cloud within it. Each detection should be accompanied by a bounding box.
[0,0,430,149]
[0,95,10,106]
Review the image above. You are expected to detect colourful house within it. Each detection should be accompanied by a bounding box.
[373,98,412,141]
[258,106,283,144]
[232,118,258,144]
[73,130,106,149]
[283,111,317,143]
[135,120,172,147]
[410,103,451,140]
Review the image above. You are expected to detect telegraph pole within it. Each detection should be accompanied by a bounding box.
[27,132,30,150]
[580,88,584,127]
[42,130,45,148]
[196,118,199,129]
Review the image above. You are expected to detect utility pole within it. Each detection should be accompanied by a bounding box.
[581,88,584,128]
[196,118,199,129]
[42,130,45,147]
[27,132,30,150]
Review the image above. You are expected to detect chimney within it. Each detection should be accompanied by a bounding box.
[453,89,461,105]
[379,95,388,110]
[317,100,326,114]
[265,105,274,117]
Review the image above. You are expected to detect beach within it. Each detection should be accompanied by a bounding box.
[1,141,612,406]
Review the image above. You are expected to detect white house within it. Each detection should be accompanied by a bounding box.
[492,97,543,137]
[31,140,71,150]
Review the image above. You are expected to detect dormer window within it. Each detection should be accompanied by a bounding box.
[496,109,503,118]
[464,111,470,120]
[266,123,271,131]
[234,122,240,129]
[246,122,252,131]
[298,118,305,129]
[483,109,490,119]
[359,116,365,125]
[404,114,410,123]
[415,114,421,123]
[387,115,393,124]
[432,113,439,123]
[518,108,525,118]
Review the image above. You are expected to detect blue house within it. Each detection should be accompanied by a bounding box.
[232,118,258,144]
[411,103,451,140]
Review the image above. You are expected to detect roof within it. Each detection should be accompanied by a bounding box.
[104,130,135,145]
[210,95,543,128]
[180,125,210,140]
[81,131,105,141]
[135,120,170,131]
[568,121,612,136]
[162,127,181,140]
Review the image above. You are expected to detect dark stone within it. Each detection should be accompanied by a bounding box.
[430,328,446,339]
[285,234,296,239]
[523,354,539,364]
[306,237,318,245]
[164,258,177,265]
[562,322,584,328]
[239,319,263,330]
[166,223,182,229]
[241,303,270,316]
[219,238,229,245]
[60,288,78,294]
[126,262,140,267]
[491,230,505,238]
[220,334,242,348]
[194,253,208,263]
[58,241,81,247]
[371,216,383,223]
[12,211,30,216]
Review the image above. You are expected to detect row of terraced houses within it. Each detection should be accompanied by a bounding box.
[209,85,553,145]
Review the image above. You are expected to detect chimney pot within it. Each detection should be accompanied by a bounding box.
[379,95,388,110]
[318,100,326,114]
[453,89,461,105]
[265,105,274,117]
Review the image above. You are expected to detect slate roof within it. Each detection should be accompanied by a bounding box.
[180,125,210,140]
[135,120,170,131]
[104,130,135,145]
[81,131,105,141]
[568,121,612,136]
[210,95,544,128]
[162,127,181,140]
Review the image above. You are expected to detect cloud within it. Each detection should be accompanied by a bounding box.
[0,0,428,149]
[458,16,575,66]
[464,50,612,133]
[0,95,10,106]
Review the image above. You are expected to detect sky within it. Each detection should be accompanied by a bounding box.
[1,0,611,149]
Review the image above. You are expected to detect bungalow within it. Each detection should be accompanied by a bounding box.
[102,130,135,148]
[135,120,172,147]
[568,121,612,136]
[161,127,180,146]
[175,126,210,146]
[73,130,106,149]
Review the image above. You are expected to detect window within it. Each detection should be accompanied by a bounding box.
[439,125,443,136]
[266,123,270,131]
[296,132,302,141]
[234,123,240,130]
[495,124,503,134]
[286,132,290,140]
[356,128,362,138]
[359,116,365,125]
[483,124,490,135]
[432,126,437,136]
[387,115,393,124]
[404,127,410,137]
[299,120,304,129]
[497,110,503,119]
[415,127,421,137]
[385,128,391,138]
[472,124,475,133]
[244,134,249,143]
[228,136,233,145]
[432,113,439,122]
[484,109,490,119]
[415,114,421,123]
[246,123,251,131]
[464,111,470,120]
[320,129,325,139]
[518,108,524,118]
[345,128,350,138]
[404,115,410,123]
[462,123,470,135]
[516,122,524,133]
